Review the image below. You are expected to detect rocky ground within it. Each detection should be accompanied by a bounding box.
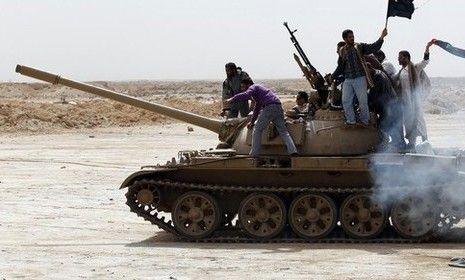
[1,78,464,134]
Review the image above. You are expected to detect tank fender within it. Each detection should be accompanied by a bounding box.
[119,168,176,189]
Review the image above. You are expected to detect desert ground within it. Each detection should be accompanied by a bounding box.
[1,79,465,279]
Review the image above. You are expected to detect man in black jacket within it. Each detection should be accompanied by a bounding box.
[367,63,406,151]
[331,28,388,125]
[222,63,251,118]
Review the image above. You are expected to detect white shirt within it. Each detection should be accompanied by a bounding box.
[394,59,429,98]
[392,59,429,139]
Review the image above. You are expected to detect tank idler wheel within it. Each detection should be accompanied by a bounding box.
[131,180,161,212]
[172,191,221,239]
[239,193,286,239]
[288,193,337,239]
[391,194,438,239]
[340,194,387,239]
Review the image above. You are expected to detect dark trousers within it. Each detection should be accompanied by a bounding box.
[375,98,405,148]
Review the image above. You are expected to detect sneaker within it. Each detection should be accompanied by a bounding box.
[290,153,300,157]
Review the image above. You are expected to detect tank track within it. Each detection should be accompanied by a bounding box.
[126,179,441,243]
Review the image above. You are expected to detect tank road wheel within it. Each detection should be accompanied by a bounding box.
[288,193,337,239]
[129,180,161,212]
[340,194,387,239]
[391,194,439,239]
[172,191,221,239]
[239,193,286,239]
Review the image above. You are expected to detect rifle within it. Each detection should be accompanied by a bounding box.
[283,22,326,90]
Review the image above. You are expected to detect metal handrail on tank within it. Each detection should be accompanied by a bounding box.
[15,65,223,134]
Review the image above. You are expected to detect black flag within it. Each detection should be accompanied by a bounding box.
[387,0,415,19]
[433,39,465,59]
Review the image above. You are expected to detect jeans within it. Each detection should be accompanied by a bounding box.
[228,101,250,118]
[250,104,298,157]
[342,76,369,124]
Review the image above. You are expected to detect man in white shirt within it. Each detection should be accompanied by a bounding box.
[392,41,434,149]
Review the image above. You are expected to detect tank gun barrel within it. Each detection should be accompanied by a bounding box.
[15,65,223,134]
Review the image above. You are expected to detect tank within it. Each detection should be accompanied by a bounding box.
[16,64,465,243]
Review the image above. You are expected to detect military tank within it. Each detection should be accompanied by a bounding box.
[16,64,465,243]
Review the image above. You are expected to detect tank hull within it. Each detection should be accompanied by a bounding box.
[123,153,465,242]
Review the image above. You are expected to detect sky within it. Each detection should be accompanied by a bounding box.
[2,0,465,82]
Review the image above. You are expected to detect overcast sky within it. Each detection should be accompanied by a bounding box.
[2,0,465,82]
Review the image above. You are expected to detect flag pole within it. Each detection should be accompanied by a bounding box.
[385,0,390,28]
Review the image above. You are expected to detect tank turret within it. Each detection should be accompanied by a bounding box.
[16,65,379,156]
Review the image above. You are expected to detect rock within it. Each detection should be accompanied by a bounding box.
[187,126,194,132]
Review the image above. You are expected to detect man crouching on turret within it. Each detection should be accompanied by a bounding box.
[226,78,298,157]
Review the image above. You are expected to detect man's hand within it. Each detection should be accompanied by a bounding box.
[247,122,255,129]
[324,73,333,85]
[426,40,434,52]
[380,28,388,40]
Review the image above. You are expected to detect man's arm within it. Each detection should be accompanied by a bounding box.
[229,85,255,104]
[331,57,344,80]
[222,81,232,100]
[221,81,232,114]
[415,41,434,72]
[362,28,388,55]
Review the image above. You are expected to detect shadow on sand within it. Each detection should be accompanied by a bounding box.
[125,228,465,255]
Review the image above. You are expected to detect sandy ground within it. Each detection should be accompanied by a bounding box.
[1,112,465,280]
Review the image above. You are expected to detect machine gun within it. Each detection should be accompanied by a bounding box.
[283,22,326,90]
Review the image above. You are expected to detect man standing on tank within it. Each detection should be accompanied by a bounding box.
[392,41,434,148]
[331,28,388,125]
[222,62,251,118]
[366,63,406,151]
[226,78,298,157]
